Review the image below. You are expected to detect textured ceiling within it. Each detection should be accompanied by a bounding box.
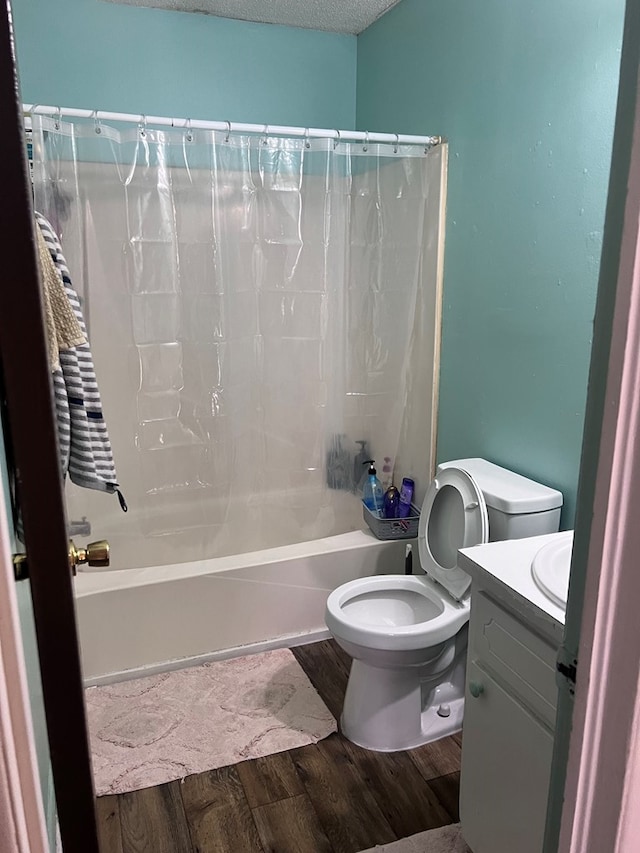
[106,0,403,34]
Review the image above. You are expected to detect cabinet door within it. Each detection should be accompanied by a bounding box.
[460,661,554,853]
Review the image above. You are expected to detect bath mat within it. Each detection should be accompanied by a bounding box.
[86,647,337,795]
[358,824,470,853]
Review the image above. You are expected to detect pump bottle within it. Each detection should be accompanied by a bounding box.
[362,460,384,517]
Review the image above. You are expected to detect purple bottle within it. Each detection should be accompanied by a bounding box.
[382,486,400,519]
[397,477,414,519]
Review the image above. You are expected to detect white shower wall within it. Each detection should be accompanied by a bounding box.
[33,121,446,570]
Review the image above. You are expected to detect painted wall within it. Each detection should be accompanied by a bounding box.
[11,0,356,129]
[12,0,625,523]
[357,0,625,524]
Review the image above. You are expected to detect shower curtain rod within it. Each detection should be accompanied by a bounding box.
[22,104,442,148]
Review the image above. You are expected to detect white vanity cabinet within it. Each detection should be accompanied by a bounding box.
[458,538,565,853]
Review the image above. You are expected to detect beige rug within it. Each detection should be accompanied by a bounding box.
[359,824,470,853]
[86,648,337,795]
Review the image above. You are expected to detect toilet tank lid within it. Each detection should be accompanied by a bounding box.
[436,458,563,514]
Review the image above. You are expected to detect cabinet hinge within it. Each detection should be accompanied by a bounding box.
[556,647,577,694]
[557,660,577,683]
[12,553,29,581]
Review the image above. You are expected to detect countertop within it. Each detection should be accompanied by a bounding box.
[459,532,567,645]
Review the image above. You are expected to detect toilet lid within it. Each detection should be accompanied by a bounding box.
[418,467,489,600]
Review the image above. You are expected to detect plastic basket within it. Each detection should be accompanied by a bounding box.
[362,502,421,540]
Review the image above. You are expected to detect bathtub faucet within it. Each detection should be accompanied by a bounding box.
[69,516,91,537]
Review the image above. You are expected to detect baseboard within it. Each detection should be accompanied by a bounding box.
[83,627,332,688]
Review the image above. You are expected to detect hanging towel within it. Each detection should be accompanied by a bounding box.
[35,222,86,370]
[35,212,126,506]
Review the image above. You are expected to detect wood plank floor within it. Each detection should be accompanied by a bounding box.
[96,640,461,853]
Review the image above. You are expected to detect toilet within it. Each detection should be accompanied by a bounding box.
[325,458,563,752]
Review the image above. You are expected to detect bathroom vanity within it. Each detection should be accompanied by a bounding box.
[457,533,567,853]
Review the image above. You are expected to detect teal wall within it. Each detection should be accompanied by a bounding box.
[12,0,356,129]
[357,0,625,524]
[12,0,626,524]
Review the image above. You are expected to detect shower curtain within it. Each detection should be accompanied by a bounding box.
[31,115,446,569]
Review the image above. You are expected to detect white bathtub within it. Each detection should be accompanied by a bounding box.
[74,530,406,685]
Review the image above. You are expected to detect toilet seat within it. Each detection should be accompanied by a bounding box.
[418,467,489,601]
[325,574,470,651]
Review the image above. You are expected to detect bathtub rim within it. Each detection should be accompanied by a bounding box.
[74,529,401,596]
[75,529,411,686]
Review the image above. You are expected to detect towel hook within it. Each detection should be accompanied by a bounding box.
[92,110,102,135]
[225,120,231,143]
[363,131,369,153]
[304,128,311,149]
[333,129,341,150]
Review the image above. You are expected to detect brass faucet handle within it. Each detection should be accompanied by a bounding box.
[68,539,110,571]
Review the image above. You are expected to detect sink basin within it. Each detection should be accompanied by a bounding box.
[531,531,573,608]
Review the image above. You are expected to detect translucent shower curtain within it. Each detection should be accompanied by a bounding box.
[31,115,446,569]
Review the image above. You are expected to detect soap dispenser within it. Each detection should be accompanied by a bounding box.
[362,460,384,517]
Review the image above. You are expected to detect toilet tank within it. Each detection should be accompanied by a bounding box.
[437,458,563,542]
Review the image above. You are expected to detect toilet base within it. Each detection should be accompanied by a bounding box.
[339,651,466,752]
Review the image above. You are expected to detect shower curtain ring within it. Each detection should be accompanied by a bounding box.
[363,131,369,153]
[304,128,311,149]
[92,110,102,135]
[25,104,38,136]
[54,106,62,130]
[333,129,341,150]
[394,133,399,154]
[185,117,193,142]
[261,125,269,145]
[225,120,231,143]
[139,115,147,138]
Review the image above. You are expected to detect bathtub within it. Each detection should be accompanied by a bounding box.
[74,530,406,686]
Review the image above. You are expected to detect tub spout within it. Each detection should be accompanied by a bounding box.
[69,516,91,537]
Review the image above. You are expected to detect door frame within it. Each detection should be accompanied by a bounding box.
[3,0,640,851]
[546,2,640,851]
[0,446,47,853]
[0,3,100,851]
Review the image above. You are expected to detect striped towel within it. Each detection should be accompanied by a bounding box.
[36,222,86,370]
[35,213,126,507]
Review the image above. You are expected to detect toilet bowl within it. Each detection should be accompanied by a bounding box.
[326,574,470,750]
[325,458,563,752]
